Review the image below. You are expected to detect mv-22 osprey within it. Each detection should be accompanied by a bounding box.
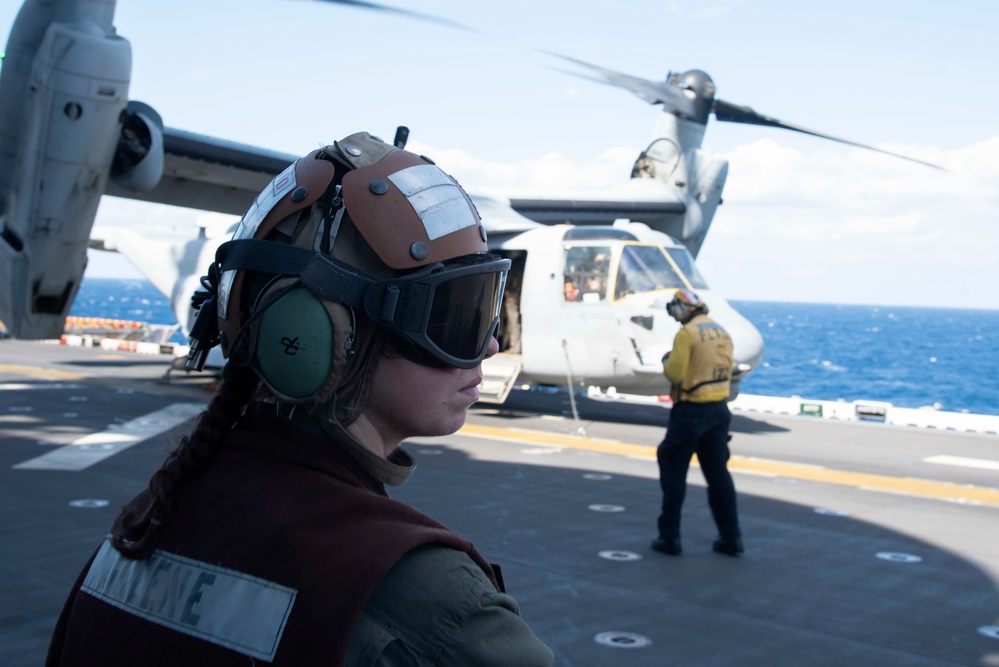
[0,0,939,402]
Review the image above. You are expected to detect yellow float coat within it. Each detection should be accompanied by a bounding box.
[663,314,733,403]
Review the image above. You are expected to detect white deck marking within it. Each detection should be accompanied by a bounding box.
[13,403,204,471]
[924,455,999,472]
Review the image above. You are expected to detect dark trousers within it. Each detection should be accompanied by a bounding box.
[657,400,740,541]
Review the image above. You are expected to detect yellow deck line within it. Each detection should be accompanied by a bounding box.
[457,423,999,507]
[0,363,86,380]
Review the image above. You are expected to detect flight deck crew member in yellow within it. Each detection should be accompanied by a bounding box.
[651,289,743,557]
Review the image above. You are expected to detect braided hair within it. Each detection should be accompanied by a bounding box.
[109,361,259,559]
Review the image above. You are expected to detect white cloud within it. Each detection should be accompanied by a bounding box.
[413,142,630,196]
[665,0,744,19]
[184,67,215,82]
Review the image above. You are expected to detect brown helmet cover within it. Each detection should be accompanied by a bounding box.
[340,148,486,270]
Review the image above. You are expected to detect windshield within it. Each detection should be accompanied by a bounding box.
[615,245,686,299]
[665,248,710,289]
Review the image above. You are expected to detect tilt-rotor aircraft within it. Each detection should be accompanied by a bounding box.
[0,0,938,403]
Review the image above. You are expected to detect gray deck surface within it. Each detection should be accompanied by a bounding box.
[2,338,998,666]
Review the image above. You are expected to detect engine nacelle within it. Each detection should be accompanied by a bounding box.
[110,101,164,193]
[0,17,131,339]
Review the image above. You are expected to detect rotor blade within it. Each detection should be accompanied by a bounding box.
[543,52,697,119]
[297,0,478,32]
[713,98,944,170]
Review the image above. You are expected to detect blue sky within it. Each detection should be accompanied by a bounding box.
[3,0,998,308]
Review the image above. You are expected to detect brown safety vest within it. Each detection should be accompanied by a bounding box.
[46,417,501,666]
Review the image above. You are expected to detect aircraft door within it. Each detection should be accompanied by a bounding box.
[554,243,624,383]
[496,251,526,353]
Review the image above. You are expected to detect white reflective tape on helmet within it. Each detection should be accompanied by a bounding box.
[388,165,477,240]
[219,162,298,319]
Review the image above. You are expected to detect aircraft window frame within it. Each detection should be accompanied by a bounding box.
[563,244,612,303]
[614,243,687,300]
[664,247,710,290]
[630,138,682,181]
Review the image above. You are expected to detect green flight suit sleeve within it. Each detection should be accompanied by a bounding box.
[663,328,691,386]
[344,545,554,666]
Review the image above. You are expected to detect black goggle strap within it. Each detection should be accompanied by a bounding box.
[217,238,374,310]
[184,239,374,371]
[362,262,443,331]
[216,239,439,346]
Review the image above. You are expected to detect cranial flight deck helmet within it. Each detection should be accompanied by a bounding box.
[666,288,707,321]
[186,131,509,415]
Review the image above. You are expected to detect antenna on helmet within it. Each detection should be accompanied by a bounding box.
[393,126,409,149]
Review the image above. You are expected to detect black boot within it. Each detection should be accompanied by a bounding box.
[651,536,683,555]
[712,536,744,556]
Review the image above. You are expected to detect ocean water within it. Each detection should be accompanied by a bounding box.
[70,278,185,342]
[67,278,999,416]
[731,301,999,417]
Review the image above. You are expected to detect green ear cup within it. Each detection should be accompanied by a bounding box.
[255,287,333,399]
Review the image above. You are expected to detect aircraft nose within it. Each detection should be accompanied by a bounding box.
[727,313,765,368]
[698,293,764,369]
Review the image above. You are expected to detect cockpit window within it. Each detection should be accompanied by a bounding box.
[630,138,681,181]
[665,248,710,289]
[564,245,610,302]
[615,245,686,299]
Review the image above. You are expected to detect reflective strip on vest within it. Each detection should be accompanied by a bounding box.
[81,539,297,661]
[680,316,733,400]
